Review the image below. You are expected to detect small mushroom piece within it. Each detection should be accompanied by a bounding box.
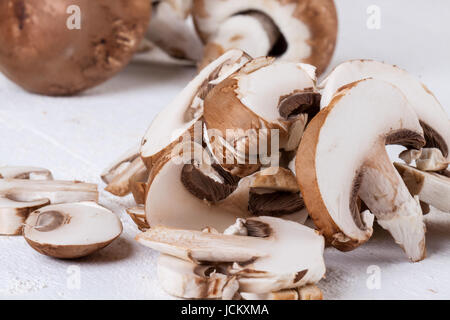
[0,0,151,95]
[240,284,323,300]
[136,216,326,293]
[144,0,202,63]
[0,166,53,180]
[140,49,251,170]
[126,205,149,231]
[101,145,147,197]
[320,60,450,162]
[23,202,123,259]
[193,0,338,75]
[395,163,450,213]
[297,79,427,261]
[129,168,150,205]
[157,254,238,300]
[203,57,319,177]
[0,179,98,204]
[415,148,449,172]
[0,197,50,235]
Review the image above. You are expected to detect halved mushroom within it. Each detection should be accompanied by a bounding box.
[23,202,122,259]
[143,0,202,64]
[101,145,147,197]
[0,179,98,204]
[395,163,450,213]
[126,205,149,231]
[140,49,251,171]
[157,254,239,299]
[296,79,427,261]
[192,0,338,75]
[136,216,326,293]
[320,60,450,162]
[203,57,319,177]
[0,197,50,235]
[0,166,53,180]
[240,284,323,300]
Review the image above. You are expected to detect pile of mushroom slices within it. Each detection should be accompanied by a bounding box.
[0,166,122,259]
[137,0,338,76]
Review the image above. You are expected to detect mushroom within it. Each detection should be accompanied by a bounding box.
[101,145,147,197]
[0,166,53,180]
[203,57,319,177]
[136,216,326,294]
[23,202,123,259]
[240,284,323,300]
[395,163,450,213]
[399,148,449,172]
[126,205,149,231]
[0,197,50,235]
[192,0,338,75]
[296,79,427,261]
[142,0,203,64]
[140,49,251,171]
[0,0,151,95]
[0,179,98,204]
[320,60,450,163]
[157,254,239,300]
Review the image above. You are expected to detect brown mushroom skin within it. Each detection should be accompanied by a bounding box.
[0,0,151,96]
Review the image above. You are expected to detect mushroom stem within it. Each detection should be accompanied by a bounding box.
[359,144,426,261]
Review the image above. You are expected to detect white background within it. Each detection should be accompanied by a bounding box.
[0,0,449,299]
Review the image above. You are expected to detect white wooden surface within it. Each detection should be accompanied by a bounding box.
[0,0,449,299]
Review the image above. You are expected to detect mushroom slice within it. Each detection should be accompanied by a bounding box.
[203,57,318,177]
[129,168,150,205]
[320,60,450,162]
[140,49,251,170]
[126,205,149,231]
[241,284,323,300]
[395,163,450,213]
[23,202,123,259]
[0,166,53,180]
[297,79,427,261]
[249,167,305,217]
[145,143,252,232]
[0,198,50,236]
[136,216,326,293]
[0,179,98,204]
[158,254,238,300]
[193,0,338,75]
[145,0,203,63]
[415,148,449,172]
[101,145,147,197]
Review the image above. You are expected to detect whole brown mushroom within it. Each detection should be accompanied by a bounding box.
[0,0,151,96]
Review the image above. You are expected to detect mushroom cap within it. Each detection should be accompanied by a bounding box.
[296,79,425,251]
[0,0,151,95]
[0,166,53,180]
[23,201,123,259]
[192,0,338,74]
[320,60,450,160]
[140,49,251,169]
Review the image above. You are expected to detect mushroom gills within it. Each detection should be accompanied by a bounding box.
[23,202,123,259]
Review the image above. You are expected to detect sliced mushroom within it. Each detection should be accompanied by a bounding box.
[203,57,319,177]
[395,163,450,213]
[0,197,50,235]
[23,202,122,259]
[193,0,338,75]
[297,79,427,261]
[0,166,53,180]
[241,284,323,300]
[415,149,448,172]
[136,216,326,293]
[140,49,251,171]
[129,168,150,205]
[144,0,203,63]
[157,254,238,299]
[0,179,98,204]
[101,145,147,197]
[126,205,149,231]
[320,60,450,162]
